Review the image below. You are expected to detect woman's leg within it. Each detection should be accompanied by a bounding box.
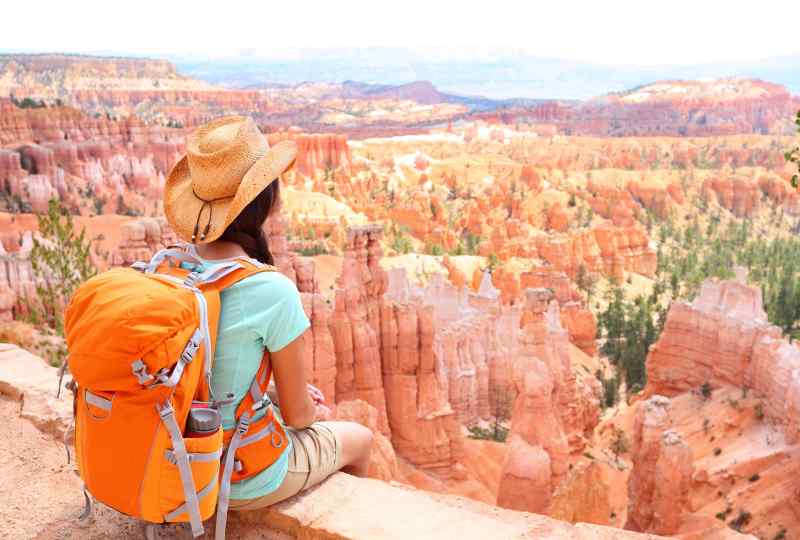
[229,420,374,511]
[320,421,374,477]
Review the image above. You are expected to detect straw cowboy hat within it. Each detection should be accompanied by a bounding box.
[164,115,297,244]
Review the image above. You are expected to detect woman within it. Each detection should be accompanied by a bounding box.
[163,115,373,511]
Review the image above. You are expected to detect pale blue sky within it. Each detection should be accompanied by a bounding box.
[4,0,799,65]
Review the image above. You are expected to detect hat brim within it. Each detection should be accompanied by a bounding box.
[164,140,297,244]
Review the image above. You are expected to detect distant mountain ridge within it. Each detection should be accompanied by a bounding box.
[169,48,800,100]
[1,52,796,136]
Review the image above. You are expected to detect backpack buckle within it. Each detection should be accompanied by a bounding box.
[131,360,155,386]
[183,272,200,288]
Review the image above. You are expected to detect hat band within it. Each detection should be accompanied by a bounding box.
[190,186,233,243]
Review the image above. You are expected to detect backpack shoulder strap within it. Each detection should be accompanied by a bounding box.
[201,258,277,293]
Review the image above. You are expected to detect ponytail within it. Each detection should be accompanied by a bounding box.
[218,180,279,266]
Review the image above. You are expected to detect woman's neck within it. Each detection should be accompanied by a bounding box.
[194,240,248,260]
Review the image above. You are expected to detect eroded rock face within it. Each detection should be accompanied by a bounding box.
[549,461,611,526]
[334,399,400,481]
[0,104,183,217]
[331,225,391,433]
[645,274,777,395]
[268,132,353,178]
[625,396,693,536]
[497,294,602,515]
[111,217,176,266]
[702,176,761,218]
[643,273,800,446]
[381,301,464,474]
[497,435,553,513]
[0,239,35,321]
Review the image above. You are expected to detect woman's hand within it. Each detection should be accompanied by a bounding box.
[314,402,332,421]
[307,383,325,405]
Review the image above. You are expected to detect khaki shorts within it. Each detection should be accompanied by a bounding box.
[228,421,342,510]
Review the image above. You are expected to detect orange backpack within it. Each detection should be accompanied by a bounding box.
[64,247,288,539]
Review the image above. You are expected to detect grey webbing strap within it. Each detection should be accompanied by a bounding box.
[163,476,219,522]
[158,402,204,538]
[149,328,203,389]
[239,420,283,449]
[248,377,263,403]
[192,262,244,285]
[143,248,201,274]
[164,448,223,465]
[85,390,112,411]
[56,356,69,399]
[215,413,250,540]
[192,290,214,402]
[78,486,93,521]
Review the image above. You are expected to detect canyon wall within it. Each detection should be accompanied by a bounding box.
[625,396,693,535]
[496,292,602,515]
[645,271,800,442]
[0,101,183,216]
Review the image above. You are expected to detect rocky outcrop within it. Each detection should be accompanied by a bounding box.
[0,237,35,321]
[702,176,761,218]
[645,272,800,444]
[111,217,176,266]
[560,301,598,357]
[531,226,656,280]
[381,300,464,475]
[299,292,337,403]
[478,78,798,136]
[0,343,71,438]
[625,396,693,536]
[758,173,800,216]
[497,293,602,515]
[268,132,352,178]
[0,105,183,216]
[645,272,778,396]
[334,399,400,481]
[549,461,611,526]
[523,300,601,451]
[330,225,391,433]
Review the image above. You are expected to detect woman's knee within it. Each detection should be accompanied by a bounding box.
[330,421,373,463]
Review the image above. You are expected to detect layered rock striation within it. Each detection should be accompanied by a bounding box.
[625,396,693,535]
[645,272,800,440]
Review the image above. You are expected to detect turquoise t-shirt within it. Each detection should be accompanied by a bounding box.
[184,254,311,500]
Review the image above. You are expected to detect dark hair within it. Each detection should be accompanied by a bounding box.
[218,180,280,265]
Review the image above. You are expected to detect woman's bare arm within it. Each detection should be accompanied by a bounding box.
[270,337,317,429]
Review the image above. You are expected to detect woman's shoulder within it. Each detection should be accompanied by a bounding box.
[233,268,301,300]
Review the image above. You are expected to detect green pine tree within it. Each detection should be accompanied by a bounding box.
[28,199,97,335]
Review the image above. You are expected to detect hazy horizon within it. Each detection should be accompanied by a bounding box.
[3,46,800,101]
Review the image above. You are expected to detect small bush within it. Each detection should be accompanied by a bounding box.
[729,510,752,532]
[701,382,713,400]
[467,424,508,443]
[755,402,765,421]
[713,447,722,456]
[773,527,787,540]
[748,474,760,483]
[609,427,630,462]
[391,234,413,255]
[427,244,444,256]
[297,245,329,257]
[568,193,577,207]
